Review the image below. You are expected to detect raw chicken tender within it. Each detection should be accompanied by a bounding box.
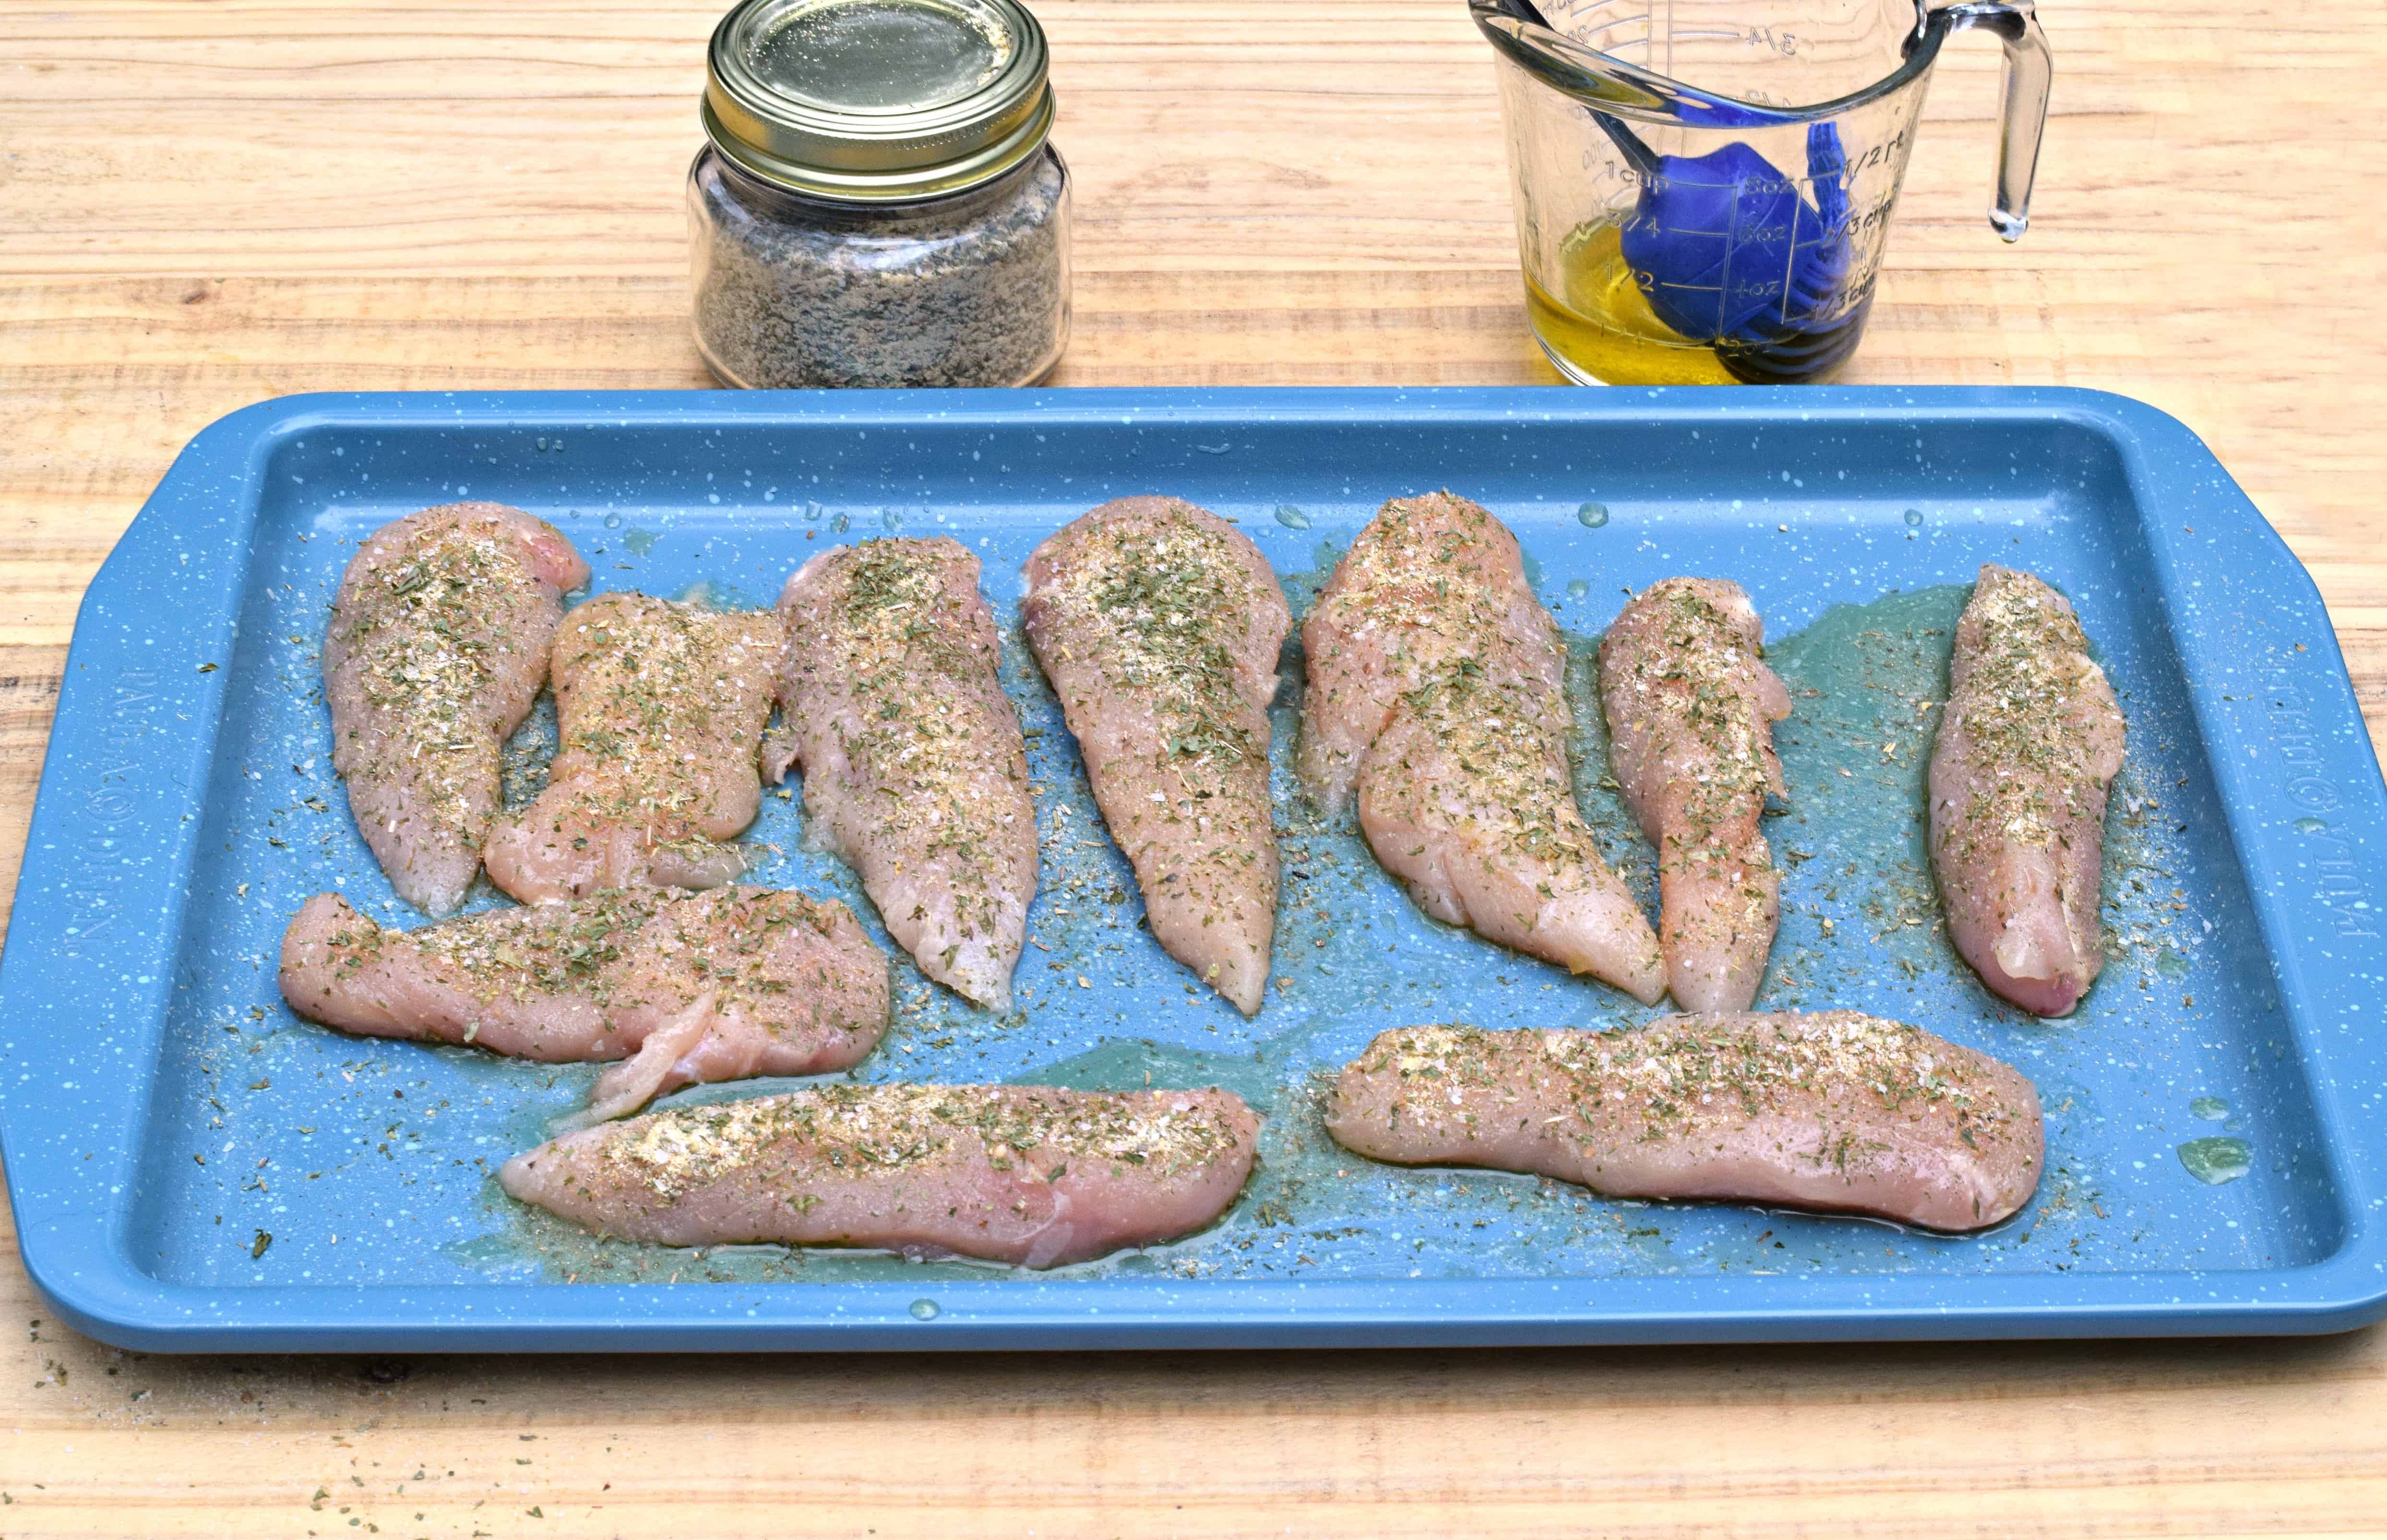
[1024,497,1290,1015]
[324,502,589,914]
[484,592,780,903]
[279,886,888,1120]
[768,538,1037,1009]
[1326,1014,2043,1232]
[1299,492,1664,1002]
[1600,578,1793,1010]
[501,1083,1259,1267]
[1928,566,2126,1017]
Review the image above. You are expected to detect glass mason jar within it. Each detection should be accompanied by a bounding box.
[689,0,1073,389]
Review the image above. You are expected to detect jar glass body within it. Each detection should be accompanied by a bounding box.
[688,143,1072,389]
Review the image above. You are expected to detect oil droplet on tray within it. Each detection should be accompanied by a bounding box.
[1577,502,1610,528]
[602,512,624,529]
[909,1298,941,1320]
[2178,1136,2251,1185]
[1903,508,1924,527]
[2295,816,2329,834]
[2190,1096,2230,1121]
[1566,579,1589,599]
[1275,505,1310,529]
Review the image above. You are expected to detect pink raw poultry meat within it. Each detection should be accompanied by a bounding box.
[324,502,589,914]
[1298,492,1664,1003]
[1024,497,1290,1015]
[1599,578,1793,1010]
[501,1084,1259,1267]
[767,538,1037,1009]
[1928,566,2126,1017]
[483,592,780,903]
[279,886,887,1120]
[1326,1014,2042,1232]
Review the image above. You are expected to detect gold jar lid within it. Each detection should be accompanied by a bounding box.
[704,0,1055,202]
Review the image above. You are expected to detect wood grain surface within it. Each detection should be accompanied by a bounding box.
[3,0,2385,1534]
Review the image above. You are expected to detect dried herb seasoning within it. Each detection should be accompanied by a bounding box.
[687,0,1070,389]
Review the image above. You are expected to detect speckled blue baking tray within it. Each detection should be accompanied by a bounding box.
[4,385,2385,1352]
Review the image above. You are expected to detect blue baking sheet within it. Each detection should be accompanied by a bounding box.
[4,385,2384,1351]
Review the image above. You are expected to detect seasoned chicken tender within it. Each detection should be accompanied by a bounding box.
[1024,497,1290,1016]
[1928,567,2126,1017]
[324,502,589,914]
[1326,1015,2043,1232]
[279,886,889,1120]
[767,538,1037,1009]
[483,592,780,904]
[1600,578,1793,1011]
[501,1084,1260,1267]
[1299,492,1665,1003]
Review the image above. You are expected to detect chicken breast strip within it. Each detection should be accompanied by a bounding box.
[767,538,1037,1009]
[1600,578,1793,1010]
[279,886,889,1120]
[324,502,589,914]
[484,592,780,904]
[1928,566,2126,1017]
[501,1084,1260,1267]
[1325,1015,2042,1232]
[1023,497,1290,1015]
[1298,492,1665,1002]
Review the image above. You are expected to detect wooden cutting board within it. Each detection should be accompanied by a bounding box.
[0,0,2382,1532]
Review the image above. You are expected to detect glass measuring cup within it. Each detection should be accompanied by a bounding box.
[1477,0,2051,385]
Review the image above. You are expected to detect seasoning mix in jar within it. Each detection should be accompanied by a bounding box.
[690,0,1071,389]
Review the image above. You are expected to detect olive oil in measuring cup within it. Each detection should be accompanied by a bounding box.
[1476,0,2052,386]
[1526,221,1737,386]
[1526,220,1877,386]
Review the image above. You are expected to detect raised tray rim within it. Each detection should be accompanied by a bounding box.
[6,383,2382,1351]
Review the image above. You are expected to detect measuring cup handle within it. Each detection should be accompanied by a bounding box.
[1940,0,2054,240]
